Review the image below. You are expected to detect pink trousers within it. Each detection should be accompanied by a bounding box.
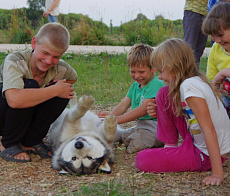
[135,86,226,173]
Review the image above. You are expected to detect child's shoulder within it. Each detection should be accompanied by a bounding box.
[4,50,31,63]
[150,76,165,85]
[181,77,206,89]
[212,42,224,52]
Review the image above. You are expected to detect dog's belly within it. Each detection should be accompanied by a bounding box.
[59,111,102,143]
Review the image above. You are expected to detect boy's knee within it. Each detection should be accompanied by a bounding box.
[124,129,164,154]
[23,79,39,88]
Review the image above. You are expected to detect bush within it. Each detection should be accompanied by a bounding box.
[0,8,184,46]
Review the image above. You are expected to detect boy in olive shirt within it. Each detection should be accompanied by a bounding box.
[0,23,77,162]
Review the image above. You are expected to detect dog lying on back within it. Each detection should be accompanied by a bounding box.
[48,95,119,175]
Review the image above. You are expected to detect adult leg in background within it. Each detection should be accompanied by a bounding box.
[48,15,58,22]
[183,10,208,68]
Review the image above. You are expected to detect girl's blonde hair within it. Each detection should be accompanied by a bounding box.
[127,43,153,69]
[35,23,70,53]
[202,2,230,35]
[150,38,220,116]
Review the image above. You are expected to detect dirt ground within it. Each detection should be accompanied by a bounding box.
[0,107,230,195]
[1,147,230,195]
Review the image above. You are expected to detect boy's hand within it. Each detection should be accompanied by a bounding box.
[202,174,223,186]
[54,79,75,99]
[147,99,157,118]
[212,72,225,87]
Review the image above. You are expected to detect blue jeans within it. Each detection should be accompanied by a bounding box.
[48,15,58,22]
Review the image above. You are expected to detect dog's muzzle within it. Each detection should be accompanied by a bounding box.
[75,141,84,149]
[75,137,86,149]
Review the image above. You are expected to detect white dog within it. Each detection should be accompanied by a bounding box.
[49,95,120,175]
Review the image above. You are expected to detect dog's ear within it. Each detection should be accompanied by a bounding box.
[98,161,111,173]
[59,169,69,175]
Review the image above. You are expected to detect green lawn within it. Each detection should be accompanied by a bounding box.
[0,52,208,106]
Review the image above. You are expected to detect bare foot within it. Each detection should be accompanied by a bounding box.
[0,141,5,152]
[0,141,31,161]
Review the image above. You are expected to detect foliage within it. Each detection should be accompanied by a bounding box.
[0,7,185,46]
[58,13,82,30]
[9,9,34,44]
[68,15,112,45]
[26,0,46,29]
[122,16,174,46]
[0,9,11,30]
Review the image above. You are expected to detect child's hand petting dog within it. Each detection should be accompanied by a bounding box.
[97,111,110,121]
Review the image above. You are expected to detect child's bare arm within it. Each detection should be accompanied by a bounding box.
[186,97,223,186]
[212,68,230,86]
[97,96,131,119]
[116,98,153,124]
[5,80,75,109]
[111,96,131,116]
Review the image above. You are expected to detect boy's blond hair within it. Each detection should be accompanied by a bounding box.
[127,44,153,69]
[150,38,220,116]
[35,23,70,53]
[202,2,230,35]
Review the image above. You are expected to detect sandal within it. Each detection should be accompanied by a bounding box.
[27,142,52,158]
[0,144,32,162]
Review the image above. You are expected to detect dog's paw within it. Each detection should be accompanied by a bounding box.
[79,95,95,108]
[105,115,117,129]
[104,115,117,143]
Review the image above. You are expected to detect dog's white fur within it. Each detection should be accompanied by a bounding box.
[49,95,119,175]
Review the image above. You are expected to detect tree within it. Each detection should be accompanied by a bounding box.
[135,13,147,21]
[155,15,164,20]
[26,0,46,29]
[27,0,45,10]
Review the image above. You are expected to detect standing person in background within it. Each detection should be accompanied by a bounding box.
[43,0,61,23]
[183,0,208,69]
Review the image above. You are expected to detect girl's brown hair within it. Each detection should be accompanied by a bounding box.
[202,2,230,35]
[150,38,220,116]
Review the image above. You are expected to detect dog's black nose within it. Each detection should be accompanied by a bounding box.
[75,141,84,149]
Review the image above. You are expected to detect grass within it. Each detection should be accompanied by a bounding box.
[0,52,208,107]
[61,52,133,106]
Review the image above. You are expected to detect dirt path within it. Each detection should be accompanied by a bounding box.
[0,44,211,56]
